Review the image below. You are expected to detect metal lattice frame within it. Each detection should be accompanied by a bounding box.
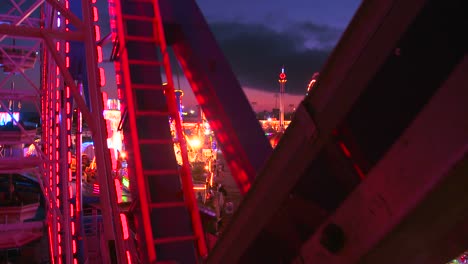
[0,0,127,263]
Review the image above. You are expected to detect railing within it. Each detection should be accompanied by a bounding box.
[82,208,103,264]
[0,202,40,224]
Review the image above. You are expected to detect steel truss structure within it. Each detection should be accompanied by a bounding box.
[1,0,271,263]
[1,1,126,263]
[1,0,467,263]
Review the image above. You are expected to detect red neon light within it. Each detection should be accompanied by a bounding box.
[114,179,122,203]
[71,221,75,235]
[126,251,132,264]
[99,67,106,87]
[70,204,74,217]
[94,25,101,41]
[120,213,129,239]
[56,187,60,196]
[74,259,77,264]
[65,102,71,114]
[66,56,70,68]
[338,142,351,158]
[353,163,366,180]
[65,42,70,53]
[56,42,60,51]
[97,46,103,63]
[93,6,99,22]
[48,227,55,264]
[72,240,76,253]
[195,94,206,104]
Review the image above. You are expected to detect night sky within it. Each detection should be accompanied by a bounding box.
[196,0,362,88]
[0,0,362,111]
[189,0,361,109]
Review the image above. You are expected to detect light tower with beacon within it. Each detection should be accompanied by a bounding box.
[278,66,287,132]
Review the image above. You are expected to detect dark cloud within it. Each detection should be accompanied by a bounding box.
[209,21,340,95]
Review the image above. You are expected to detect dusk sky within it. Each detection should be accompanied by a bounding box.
[0,1,362,111]
[184,0,362,110]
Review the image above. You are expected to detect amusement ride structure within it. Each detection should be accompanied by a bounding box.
[0,0,467,264]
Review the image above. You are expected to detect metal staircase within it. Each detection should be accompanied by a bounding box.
[112,0,207,262]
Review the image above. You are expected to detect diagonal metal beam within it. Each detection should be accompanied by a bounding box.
[0,0,45,42]
[7,0,41,27]
[41,32,95,132]
[298,55,468,264]
[45,0,84,30]
[207,0,428,262]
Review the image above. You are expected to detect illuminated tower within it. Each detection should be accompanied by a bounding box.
[175,89,184,120]
[278,66,287,132]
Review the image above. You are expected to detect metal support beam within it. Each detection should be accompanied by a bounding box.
[0,0,44,42]
[42,33,94,131]
[207,0,427,262]
[45,0,85,30]
[0,23,84,40]
[298,55,468,264]
[81,0,127,263]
